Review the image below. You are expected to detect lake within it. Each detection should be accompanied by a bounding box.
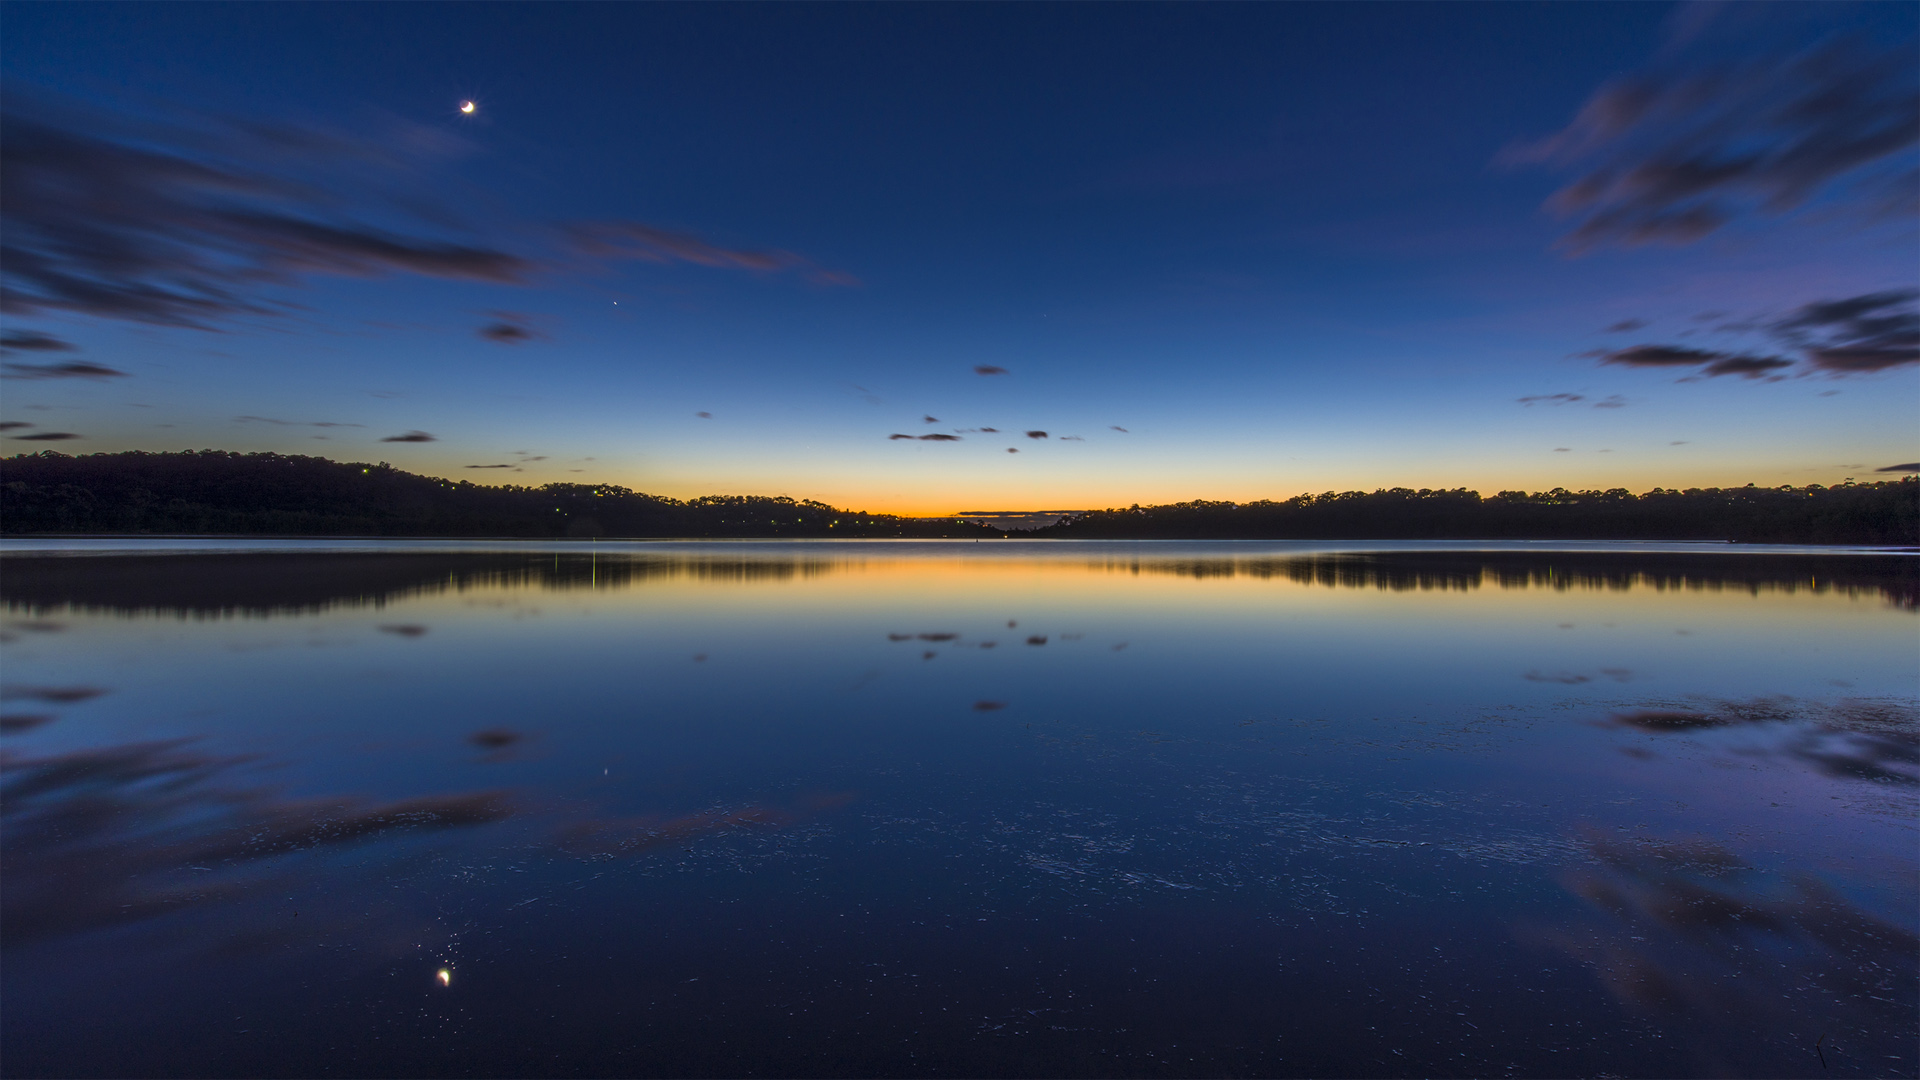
[2,539,1914,1078]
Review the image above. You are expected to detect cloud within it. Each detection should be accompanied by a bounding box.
[465,463,512,469]
[563,221,856,287]
[1006,448,1018,453]
[979,427,998,433]
[1598,343,1793,378]
[1876,462,1920,473]
[1553,447,1572,452]
[235,415,361,427]
[1518,392,1585,405]
[1592,394,1630,408]
[1587,289,1919,382]
[0,329,76,353]
[919,433,961,442]
[1058,435,1084,441]
[1599,344,1728,368]
[1700,354,1795,378]
[2,96,859,343]
[1,103,531,328]
[8,432,80,440]
[1604,319,1649,332]
[380,430,435,443]
[1025,430,1048,439]
[1524,670,1592,684]
[1773,288,1920,373]
[0,422,31,431]
[922,415,939,423]
[1,360,128,380]
[479,321,533,344]
[1111,425,1128,432]
[974,365,1009,375]
[695,411,712,419]
[1503,33,1919,250]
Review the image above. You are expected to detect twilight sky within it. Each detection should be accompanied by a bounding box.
[2,1,1915,514]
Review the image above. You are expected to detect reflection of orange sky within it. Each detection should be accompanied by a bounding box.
[381,555,1903,631]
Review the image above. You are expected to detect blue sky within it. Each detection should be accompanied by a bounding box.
[3,2,1915,513]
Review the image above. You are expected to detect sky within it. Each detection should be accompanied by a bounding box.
[1,1,1915,515]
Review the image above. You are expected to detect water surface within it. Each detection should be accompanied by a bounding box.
[3,540,1914,1078]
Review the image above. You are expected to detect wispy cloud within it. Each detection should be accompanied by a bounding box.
[1597,344,1794,379]
[0,329,76,353]
[235,415,362,428]
[1772,288,1920,373]
[1591,289,1918,380]
[379,430,435,443]
[1503,27,1917,251]
[1876,462,1919,473]
[1,94,856,334]
[974,365,1009,375]
[8,431,81,440]
[1,361,128,380]
[1,102,529,328]
[564,221,856,287]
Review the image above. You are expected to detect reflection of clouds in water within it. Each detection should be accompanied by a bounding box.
[0,740,512,946]
[1609,697,1918,785]
[1,727,858,957]
[1534,834,1918,1074]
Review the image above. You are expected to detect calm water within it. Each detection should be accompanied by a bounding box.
[2,540,1915,1079]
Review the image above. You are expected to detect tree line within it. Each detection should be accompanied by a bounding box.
[3,451,1914,543]
[1031,483,1918,544]
[0,451,997,538]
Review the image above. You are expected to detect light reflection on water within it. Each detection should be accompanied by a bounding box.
[1,541,1914,1078]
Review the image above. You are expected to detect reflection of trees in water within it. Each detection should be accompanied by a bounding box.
[0,740,512,946]
[1101,552,1918,608]
[2,551,1913,618]
[1534,834,1918,1077]
[0,554,841,618]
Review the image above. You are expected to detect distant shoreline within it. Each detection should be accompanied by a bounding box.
[4,450,1916,546]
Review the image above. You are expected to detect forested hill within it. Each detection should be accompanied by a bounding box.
[0,451,997,538]
[1031,483,1919,545]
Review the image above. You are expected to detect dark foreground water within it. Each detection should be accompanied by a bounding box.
[2,540,1915,1079]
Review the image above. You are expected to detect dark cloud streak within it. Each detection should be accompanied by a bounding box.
[1506,35,1918,250]
[1,360,127,380]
